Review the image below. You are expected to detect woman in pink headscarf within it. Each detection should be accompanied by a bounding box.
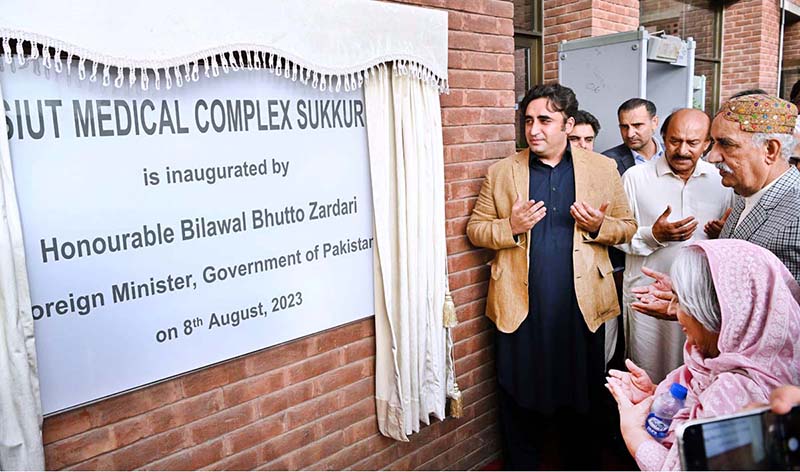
[606,239,800,470]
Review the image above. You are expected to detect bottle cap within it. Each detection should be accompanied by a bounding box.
[670,382,688,400]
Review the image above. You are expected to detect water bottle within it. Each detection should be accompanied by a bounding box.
[645,382,688,440]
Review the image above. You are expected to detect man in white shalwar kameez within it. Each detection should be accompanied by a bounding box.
[615,108,734,382]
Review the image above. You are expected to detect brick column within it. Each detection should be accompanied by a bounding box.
[543,0,639,82]
[721,0,782,99]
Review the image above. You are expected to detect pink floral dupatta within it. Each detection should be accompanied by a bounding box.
[635,239,800,471]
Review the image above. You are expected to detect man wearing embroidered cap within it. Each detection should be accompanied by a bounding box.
[633,94,800,320]
[707,94,800,280]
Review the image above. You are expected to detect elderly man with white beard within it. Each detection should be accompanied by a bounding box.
[632,94,800,319]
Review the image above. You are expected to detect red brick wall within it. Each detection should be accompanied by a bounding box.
[782,4,800,100]
[543,0,638,81]
[722,0,782,99]
[591,0,640,35]
[543,0,592,82]
[40,1,515,470]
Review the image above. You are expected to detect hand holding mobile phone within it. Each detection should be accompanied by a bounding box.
[677,405,800,470]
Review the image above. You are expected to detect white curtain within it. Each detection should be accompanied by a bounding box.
[0,81,45,470]
[365,64,449,441]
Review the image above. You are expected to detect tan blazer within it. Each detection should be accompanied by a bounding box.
[466,147,636,334]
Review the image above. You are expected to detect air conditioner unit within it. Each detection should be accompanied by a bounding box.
[647,35,683,63]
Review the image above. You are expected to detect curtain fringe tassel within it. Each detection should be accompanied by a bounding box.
[444,289,463,419]
[0,36,449,93]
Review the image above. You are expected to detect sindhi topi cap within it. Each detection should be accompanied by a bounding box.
[719,94,798,134]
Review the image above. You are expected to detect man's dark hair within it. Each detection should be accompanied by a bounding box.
[790,80,800,106]
[617,98,656,118]
[660,113,672,140]
[730,88,768,99]
[518,83,579,137]
[573,110,601,136]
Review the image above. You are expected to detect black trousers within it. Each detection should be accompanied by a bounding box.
[497,385,603,471]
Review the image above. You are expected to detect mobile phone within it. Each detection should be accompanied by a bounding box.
[676,405,800,470]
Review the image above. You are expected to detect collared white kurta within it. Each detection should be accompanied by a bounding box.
[616,157,734,382]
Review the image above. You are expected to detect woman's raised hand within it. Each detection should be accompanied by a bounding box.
[607,359,656,404]
[631,267,678,321]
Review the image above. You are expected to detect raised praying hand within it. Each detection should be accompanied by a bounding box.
[607,359,656,404]
[510,196,547,235]
[631,266,677,321]
[704,207,732,239]
[570,200,609,234]
[606,374,657,458]
[652,205,697,243]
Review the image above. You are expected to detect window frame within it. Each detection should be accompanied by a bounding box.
[513,0,544,148]
[639,1,724,113]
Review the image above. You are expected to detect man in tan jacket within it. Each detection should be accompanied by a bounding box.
[467,83,635,469]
